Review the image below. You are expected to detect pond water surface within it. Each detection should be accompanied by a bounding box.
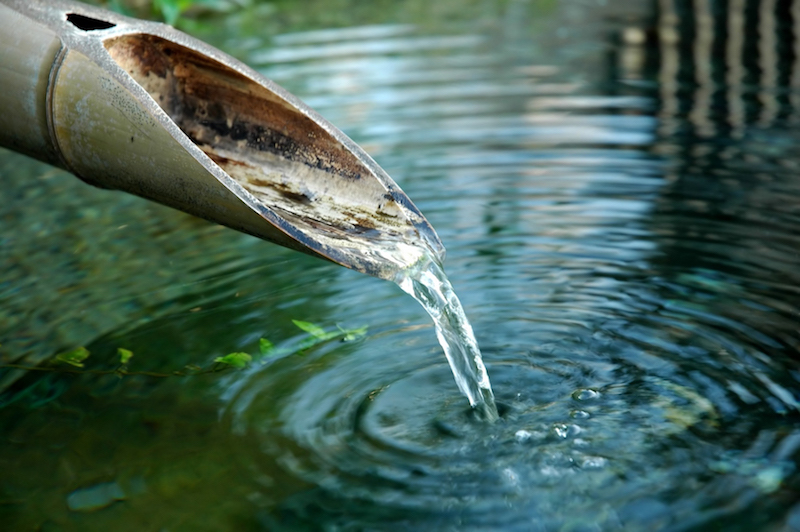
[2,0,800,530]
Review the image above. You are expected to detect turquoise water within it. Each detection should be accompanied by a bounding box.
[2,0,800,530]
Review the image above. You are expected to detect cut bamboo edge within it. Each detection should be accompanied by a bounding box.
[0,0,445,280]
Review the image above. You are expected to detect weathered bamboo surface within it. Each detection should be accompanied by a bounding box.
[0,0,444,281]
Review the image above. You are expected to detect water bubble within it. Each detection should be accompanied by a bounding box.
[552,423,582,439]
[571,410,591,420]
[572,389,601,402]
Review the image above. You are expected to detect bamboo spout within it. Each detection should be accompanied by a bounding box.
[0,0,444,280]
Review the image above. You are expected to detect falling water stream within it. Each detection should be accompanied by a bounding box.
[396,255,499,421]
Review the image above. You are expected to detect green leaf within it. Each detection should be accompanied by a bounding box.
[339,325,368,342]
[55,347,90,368]
[292,320,327,339]
[117,348,134,365]
[214,352,252,369]
[296,336,324,352]
[258,338,274,357]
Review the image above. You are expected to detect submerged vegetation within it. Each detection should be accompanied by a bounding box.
[0,320,366,407]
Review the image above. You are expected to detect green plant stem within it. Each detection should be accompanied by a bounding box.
[0,363,231,378]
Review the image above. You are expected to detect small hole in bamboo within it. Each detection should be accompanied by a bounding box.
[66,13,116,31]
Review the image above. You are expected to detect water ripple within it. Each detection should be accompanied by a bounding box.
[225,11,800,528]
[3,2,800,530]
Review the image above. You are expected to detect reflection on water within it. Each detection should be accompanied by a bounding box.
[2,0,800,530]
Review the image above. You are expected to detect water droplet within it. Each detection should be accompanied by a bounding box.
[552,423,582,439]
[572,389,601,401]
[571,410,591,419]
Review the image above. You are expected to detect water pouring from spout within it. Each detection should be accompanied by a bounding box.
[396,254,499,422]
[0,0,499,417]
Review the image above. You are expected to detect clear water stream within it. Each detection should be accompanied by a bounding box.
[396,255,499,421]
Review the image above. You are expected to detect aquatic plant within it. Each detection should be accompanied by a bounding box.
[0,320,367,407]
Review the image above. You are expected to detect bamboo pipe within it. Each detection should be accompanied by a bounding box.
[0,0,445,280]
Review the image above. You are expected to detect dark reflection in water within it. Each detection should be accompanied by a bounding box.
[2,0,800,530]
